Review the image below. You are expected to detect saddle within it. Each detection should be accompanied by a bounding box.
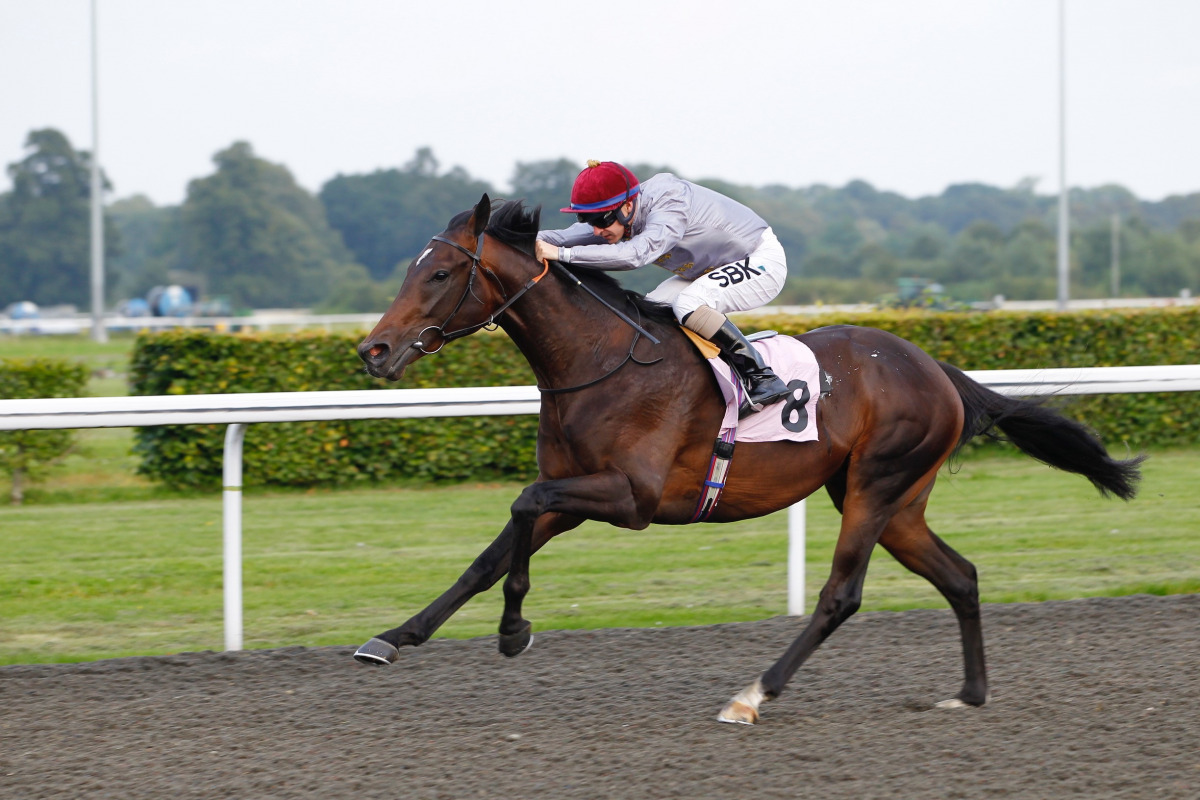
[684,329,828,521]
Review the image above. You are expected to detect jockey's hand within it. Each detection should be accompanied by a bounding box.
[534,240,558,263]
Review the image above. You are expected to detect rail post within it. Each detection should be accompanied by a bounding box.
[787,499,806,616]
[222,423,247,651]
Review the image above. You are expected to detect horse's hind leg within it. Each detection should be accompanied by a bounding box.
[718,499,883,724]
[877,493,988,707]
[718,429,958,724]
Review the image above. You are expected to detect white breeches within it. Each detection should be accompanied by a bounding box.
[646,227,787,323]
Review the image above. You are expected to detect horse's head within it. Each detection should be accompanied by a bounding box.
[358,193,513,381]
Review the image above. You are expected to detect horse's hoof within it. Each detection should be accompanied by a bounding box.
[717,678,766,725]
[498,623,533,658]
[353,637,400,666]
[935,692,989,709]
[935,698,969,709]
[716,701,759,725]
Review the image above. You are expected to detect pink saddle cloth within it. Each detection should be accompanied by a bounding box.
[706,335,823,443]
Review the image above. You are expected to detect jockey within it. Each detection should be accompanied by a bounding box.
[534,160,790,416]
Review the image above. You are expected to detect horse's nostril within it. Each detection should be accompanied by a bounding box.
[359,341,388,364]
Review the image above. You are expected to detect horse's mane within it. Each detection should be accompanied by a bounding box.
[451,198,676,326]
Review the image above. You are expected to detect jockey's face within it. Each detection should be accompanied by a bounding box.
[591,201,634,243]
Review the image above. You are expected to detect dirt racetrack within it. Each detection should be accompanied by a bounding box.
[1,593,1196,799]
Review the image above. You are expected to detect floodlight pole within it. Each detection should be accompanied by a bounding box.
[1056,0,1069,311]
[89,0,107,342]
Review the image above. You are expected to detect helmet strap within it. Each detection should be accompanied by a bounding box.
[615,165,636,230]
[617,197,636,237]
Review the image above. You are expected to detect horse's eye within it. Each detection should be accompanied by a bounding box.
[431,270,450,283]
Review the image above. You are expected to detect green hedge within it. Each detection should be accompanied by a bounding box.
[130,308,1200,488]
[0,358,89,502]
[129,328,539,488]
[739,306,1200,449]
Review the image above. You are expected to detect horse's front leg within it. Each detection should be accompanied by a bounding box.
[354,514,579,665]
[498,470,651,658]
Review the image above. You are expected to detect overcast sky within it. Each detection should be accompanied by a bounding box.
[2,0,1198,207]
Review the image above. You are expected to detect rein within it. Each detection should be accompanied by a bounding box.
[549,261,661,346]
[533,261,665,393]
[537,301,663,394]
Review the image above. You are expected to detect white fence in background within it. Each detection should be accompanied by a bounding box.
[0,311,384,336]
[2,291,1198,336]
[2,364,1200,651]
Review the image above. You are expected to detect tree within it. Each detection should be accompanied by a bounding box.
[0,128,120,308]
[1128,229,1196,297]
[815,218,865,262]
[946,222,1004,284]
[320,147,496,280]
[178,142,362,308]
[313,272,399,314]
[509,158,579,228]
[856,242,900,283]
[107,195,179,302]
[914,183,1047,235]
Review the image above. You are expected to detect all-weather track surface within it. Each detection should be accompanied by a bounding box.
[1,594,1196,799]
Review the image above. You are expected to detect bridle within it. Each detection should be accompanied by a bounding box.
[410,233,549,354]
[411,229,665,393]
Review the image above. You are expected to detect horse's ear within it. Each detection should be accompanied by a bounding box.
[471,193,491,238]
[531,204,542,231]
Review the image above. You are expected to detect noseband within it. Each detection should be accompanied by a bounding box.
[411,233,548,354]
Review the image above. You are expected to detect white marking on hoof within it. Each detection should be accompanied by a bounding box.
[935,698,970,709]
[717,678,766,725]
[935,692,990,709]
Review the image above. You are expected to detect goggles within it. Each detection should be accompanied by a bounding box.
[578,208,621,229]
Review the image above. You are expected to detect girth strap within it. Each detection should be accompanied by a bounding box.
[690,433,737,523]
[689,379,744,523]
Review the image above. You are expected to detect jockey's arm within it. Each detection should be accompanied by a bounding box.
[545,194,688,271]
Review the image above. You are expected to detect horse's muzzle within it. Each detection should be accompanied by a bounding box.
[358,339,418,381]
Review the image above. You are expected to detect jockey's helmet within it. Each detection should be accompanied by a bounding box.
[560,160,640,216]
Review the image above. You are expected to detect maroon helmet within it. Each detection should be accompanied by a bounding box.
[560,160,641,215]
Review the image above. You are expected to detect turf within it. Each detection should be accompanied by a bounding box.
[1,444,1195,665]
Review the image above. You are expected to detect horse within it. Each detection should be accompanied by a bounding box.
[354,194,1143,724]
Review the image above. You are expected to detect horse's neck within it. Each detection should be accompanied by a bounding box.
[497,271,664,389]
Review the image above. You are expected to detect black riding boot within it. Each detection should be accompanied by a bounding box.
[709,320,791,417]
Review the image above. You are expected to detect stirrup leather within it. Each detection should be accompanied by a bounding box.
[708,320,789,416]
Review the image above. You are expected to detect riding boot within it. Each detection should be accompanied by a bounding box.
[709,319,791,417]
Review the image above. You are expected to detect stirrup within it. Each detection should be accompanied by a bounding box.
[740,375,790,418]
[737,395,756,419]
[729,375,758,418]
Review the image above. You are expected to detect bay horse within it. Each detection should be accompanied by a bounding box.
[355,194,1142,724]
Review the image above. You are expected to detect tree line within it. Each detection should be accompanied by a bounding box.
[2,127,1199,313]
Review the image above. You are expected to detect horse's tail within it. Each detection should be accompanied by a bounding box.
[938,361,1144,500]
